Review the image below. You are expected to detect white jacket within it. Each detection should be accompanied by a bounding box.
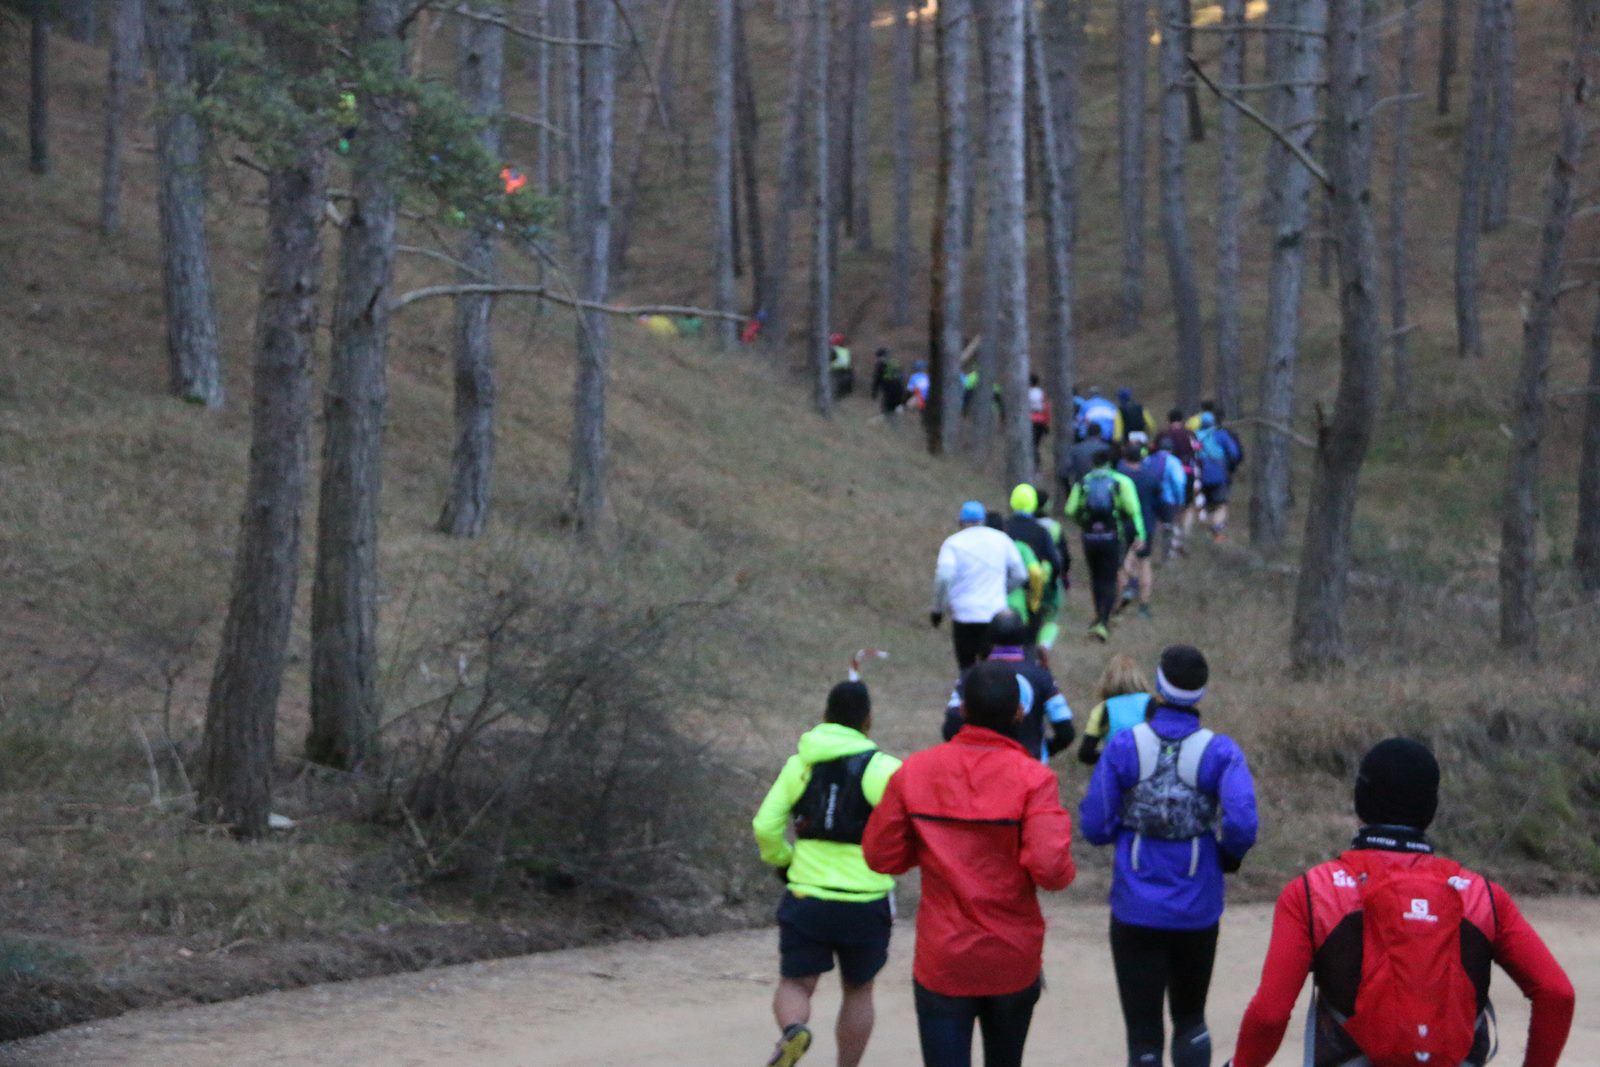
[930,526,1027,624]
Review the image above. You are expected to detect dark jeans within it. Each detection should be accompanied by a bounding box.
[1082,534,1124,626]
[1109,919,1219,1067]
[951,621,989,670]
[914,978,1042,1067]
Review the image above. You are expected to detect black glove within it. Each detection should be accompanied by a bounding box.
[1219,849,1243,874]
[929,612,943,629]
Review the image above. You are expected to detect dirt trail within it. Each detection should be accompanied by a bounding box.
[4,897,1595,1066]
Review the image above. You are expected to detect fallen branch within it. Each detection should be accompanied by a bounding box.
[1229,415,1318,449]
[432,3,616,47]
[392,283,743,321]
[1188,55,1332,190]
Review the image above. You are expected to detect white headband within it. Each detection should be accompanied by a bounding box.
[1155,665,1206,707]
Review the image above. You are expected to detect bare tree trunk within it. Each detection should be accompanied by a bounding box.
[531,0,551,196]
[308,0,407,771]
[765,9,812,342]
[1259,0,1289,222]
[912,2,923,82]
[439,6,505,539]
[1291,0,1380,672]
[928,0,971,456]
[890,0,914,327]
[610,0,683,275]
[973,6,1000,452]
[199,139,325,839]
[570,0,619,535]
[732,0,766,313]
[1436,0,1460,114]
[712,0,738,349]
[849,0,873,252]
[1388,0,1418,410]
[99,0,142,235]
[1178,0,1205,141]
[1028,0,1076,471]
[1453,0,1495,359]
[1249,0,1324,547]
[1215,0,1245,421]
[1481,0,1515,232]
[1158,0,1204,410]
[1118,0,1149,335]
[811,0,835,417]
[551,0,581,243]
[29,5,49,175]
[148,0,223,407]
[1576,290,1600,592]
[1042,0,1082,477]
[1499,0,1592,650]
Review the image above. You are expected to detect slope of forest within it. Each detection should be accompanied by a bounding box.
[0,0,1597,1040]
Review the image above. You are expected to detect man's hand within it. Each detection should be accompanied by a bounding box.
[1219,849,1243,874]
[929,612,943,629]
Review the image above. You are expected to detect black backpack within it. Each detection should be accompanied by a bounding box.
[792,751,877,844]
[1084,471,1118,524]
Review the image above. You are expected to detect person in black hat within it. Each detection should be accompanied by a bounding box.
[1227,738,1575,1067]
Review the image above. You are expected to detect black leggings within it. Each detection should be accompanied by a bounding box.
[1082,535,1124,626]
[1109,919,1219,1067]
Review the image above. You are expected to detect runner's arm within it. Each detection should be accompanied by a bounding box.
[931,542,956,612]
[1077,735,1132,845]
[1213,738,1259,862]
[1043,693,1076,756]
[1077,703,1109,766]
[751,758,806,869]
[1230,880,1316,1067]
[1019,773,1076,890]
[1488,886,1575,1067]
[1005,541,1027,592]
[861,769,919,875]
[1064,482,1085,527]
[1117,479,1147,543]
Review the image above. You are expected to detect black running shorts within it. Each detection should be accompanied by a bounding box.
[777,891,892,985]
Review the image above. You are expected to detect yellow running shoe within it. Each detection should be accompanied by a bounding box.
[767,1023,812,1067]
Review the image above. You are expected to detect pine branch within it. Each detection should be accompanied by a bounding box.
[1188,55,1332,190]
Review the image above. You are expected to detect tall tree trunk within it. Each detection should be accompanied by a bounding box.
[29,5,49,175]
[928,0,971,456]
[439,6,505,539]
[712,0,738,349]
[1158,0,1204,411]
[765,9,812,343]
[1388,0,1418,410]
[1453,0,1495,359]
[1290,0,1380,672]
[551,0,581,243]
[890,0,914,327]
[1249,0,1324,547]
[1436,0,1460,114]
[1498,0,1592,650]
[1259,0,1290,223]
[307,0,407,771]
[99,0,142,235]
[1042,0,1082,477]
[1028,0,1076,474]
[849,0,873,252]
[1481,0,1516,232]
[973,8,999,452]
[1215,0,1245,421]
[912,2,923,82]
[148,0,223,407]
[609,0,683,275]
[1576,290,1600,592]
[569,0,619,535]
[1118,0,1149,335]
[1178,0,1205,141]
[732,0,766,313]
[532,0,551,197]
[811,0,835,417]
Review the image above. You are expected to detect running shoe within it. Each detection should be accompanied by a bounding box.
[1137,604,1153,620]
[768,1023,812,1067]
[1089,622,1110,642]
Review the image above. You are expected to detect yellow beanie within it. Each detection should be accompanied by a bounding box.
[1009,483,1039,514]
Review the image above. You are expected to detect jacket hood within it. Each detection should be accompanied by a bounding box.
[797,723,877,766]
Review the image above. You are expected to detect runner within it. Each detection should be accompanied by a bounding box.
[1076,652,1153,765]
[1194,411,1243,543]
[1065,448,1145,642]
[830,334,854,399]
[1080,387,1122,442]
[940,610,1076,765]
[863,661,1076,1067]
[871,349,907,415]
[1031,490,1072,660]
[906,361,932,413]
[1118,387,1157,441]
[930,502,1028,669]
[1227,738,1575,1067]
[1028,375,1051,468]
[988,510,1046,643]
[1005,484,1064,648]
[1116,442,1162,621]
[1150,434,1189,562]
[753,681,904,1067]
[1163,410,1202,556]
[1080,646,1259,1067]
[1058,421,1109,502]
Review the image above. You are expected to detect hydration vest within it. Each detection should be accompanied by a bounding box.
[792,751,876,844]
[1120,723,1218,871]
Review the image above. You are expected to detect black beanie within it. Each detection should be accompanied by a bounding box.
[826,681,872,728]
[1354,737,1440,830]
[1156,646,1209,703]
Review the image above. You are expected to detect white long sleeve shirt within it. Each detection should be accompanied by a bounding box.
[930,525,1027,623]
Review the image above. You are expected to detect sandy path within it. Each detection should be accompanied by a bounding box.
[4,898,1595,1066]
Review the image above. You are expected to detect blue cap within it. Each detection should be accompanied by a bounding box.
[959,501,985,524]
[1118,387,1132,403]
[1200,411,1216,429]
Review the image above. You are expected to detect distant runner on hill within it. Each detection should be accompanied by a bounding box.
[1028,375,1051,467]
[930,501,1027,669]
[1194,410,1243,543]
[830,334,855,399]
[1059,421,1109,499]
[753,681,904,1067]
[1227,738,1575,1067]
[1118,387,1156,441]
[1080,387,1122,442]
[1066,448,1145,642]
[1116,441,1162,621]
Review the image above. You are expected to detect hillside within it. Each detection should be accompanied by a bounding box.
[1,0,1598,1040]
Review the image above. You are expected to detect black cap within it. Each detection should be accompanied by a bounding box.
[826,681,871,730]
[1159,645,1209,692]
[987,609,1028,648]
[1355,737,1440,830]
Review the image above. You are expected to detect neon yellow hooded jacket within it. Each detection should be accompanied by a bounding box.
[752,723,901,902]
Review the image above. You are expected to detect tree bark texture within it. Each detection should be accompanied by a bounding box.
[1260,0,1290,224]
[1028,0,1076,477]
[531,0,551,196]
[1118,0,1149,335]
[569,0,619,534]
[1453,0,1495,359]
[764,9,812,343]
[1388,0,1419,409]
[890,0,914,327]
[1498,0,1592,650]
[811,0,835,417]
[1249,0,1324,547]
[439,7,505,539]
[148,0,224,408]
[849,0,873,252]
[1482,0,1516,231]
[1178,0,1206,141]
[1437,0,1460,114]
[308,0,407,771]
[609,0,683,275]
[973,0,1000,451]
[99,0,143,235]
[1215,0,1245,421]
[551,0,581,242]
[29,8,49,175]
[1041,0,1083,477]
[1158,0,1204,412]
[929,0,971,455]
[199,142,326,839]
[733,0,767,313]
[1576,290,1600,592]
[711,0,738,349]
[1291,0,1381,672]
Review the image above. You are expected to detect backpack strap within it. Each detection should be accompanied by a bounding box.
[1131,722,1160,781]
[1176,728,1215,788]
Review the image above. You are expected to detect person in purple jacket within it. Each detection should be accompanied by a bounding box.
[1079,645,1258,1067]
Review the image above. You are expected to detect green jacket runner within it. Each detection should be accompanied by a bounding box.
[1065,467,1147,544]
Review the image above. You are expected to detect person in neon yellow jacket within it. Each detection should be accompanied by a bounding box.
[753,681,902,1067]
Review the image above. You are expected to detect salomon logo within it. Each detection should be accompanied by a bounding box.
[1404,898,1440,923]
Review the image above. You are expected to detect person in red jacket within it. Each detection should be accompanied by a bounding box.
[862,661,1075,1067]
[1227,738,1575,1067]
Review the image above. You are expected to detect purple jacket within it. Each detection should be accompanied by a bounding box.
[1079,705,1258,929]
